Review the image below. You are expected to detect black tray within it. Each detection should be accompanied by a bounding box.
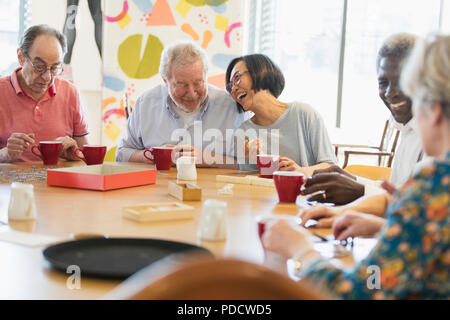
[43,238,213,279]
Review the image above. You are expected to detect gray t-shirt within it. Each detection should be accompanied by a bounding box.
[233,101,337,171]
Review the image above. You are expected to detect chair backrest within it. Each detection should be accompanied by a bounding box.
[379,118,401,167]
[378,120,390,151]
[346,164,392,181]
[104,254,331,300]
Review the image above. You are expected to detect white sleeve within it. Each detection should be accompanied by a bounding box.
[411,156,434,176]
[116,97,145,162]
[356,176,385,196]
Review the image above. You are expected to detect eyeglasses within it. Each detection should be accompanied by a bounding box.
[25,54,63,76]
[226,70,249,93]
[172,80,205,93]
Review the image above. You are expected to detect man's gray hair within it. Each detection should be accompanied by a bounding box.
[400,34,450,119]
[19,24,67,55]
[159,40,209,81]
[376,33,417,68]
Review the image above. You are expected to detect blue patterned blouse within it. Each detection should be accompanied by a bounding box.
[302,152,450,299]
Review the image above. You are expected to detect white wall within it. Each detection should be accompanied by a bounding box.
[31,0,102,144]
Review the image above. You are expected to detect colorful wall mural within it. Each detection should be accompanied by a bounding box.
[102,0,244,161]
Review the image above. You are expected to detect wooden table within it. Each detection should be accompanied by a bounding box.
[0,162,376,299]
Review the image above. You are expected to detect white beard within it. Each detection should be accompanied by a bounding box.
[168,86,208,113]
[167,90,197,112]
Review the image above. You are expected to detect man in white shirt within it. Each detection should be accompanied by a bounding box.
[303,33,425,205]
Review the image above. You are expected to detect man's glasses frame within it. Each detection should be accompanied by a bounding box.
[172,79,205,93]
[24,53,63,76]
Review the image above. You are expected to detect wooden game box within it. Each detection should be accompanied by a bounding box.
[168,182,202,201]
[122,202,195,222]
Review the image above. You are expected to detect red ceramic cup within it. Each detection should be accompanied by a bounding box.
[75,145,107,165]
[256,214,300,240]
[143,146,175,170]
[273,171,304,203]
[256,154,279,178]
[31,141,63,165]
[257,216,272,239]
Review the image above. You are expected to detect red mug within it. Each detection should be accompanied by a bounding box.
[257,216,272,239]
[31,141,63,165]
[75,145,107,165]
[256,154,279,178]
[143,146,175,170]
[273,171,304,203]
[256,214,301,240]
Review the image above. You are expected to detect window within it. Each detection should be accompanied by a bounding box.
[246,0,447,146]
[0,0,31,77]
[340,0,441,145]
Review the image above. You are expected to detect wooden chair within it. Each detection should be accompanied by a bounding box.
[104,254,331,300]
[345,164,392,181]
[334,119,400,168]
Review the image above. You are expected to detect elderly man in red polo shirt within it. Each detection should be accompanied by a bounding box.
[0,24,89,163]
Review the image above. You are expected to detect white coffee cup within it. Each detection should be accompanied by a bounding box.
[176,156,197,181]
[8,182,37,220]
[198,199,227,241]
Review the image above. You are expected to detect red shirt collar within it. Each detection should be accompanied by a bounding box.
[10,67,57,98]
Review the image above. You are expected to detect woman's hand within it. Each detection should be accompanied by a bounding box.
[245,138,263,163]
[262,219,314,258]
[278,156,301,172]
[298,205,343,228]
[332,211,386,241]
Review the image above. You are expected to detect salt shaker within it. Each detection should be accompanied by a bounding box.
[198,199,227,241]
[176,156,197,181]
[8,182,37,220]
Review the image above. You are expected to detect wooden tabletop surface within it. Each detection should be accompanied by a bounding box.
[0,161,376,299]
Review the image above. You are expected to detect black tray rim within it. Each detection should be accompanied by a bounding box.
[42,237,213,279]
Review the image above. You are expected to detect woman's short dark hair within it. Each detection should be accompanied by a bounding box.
[225,54,285,98]
[19,24,67,56]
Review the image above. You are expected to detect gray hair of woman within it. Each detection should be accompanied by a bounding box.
[159,40,209,81]
[400,34,450,119]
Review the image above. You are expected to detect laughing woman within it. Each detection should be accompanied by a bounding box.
[225,54,336,177]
